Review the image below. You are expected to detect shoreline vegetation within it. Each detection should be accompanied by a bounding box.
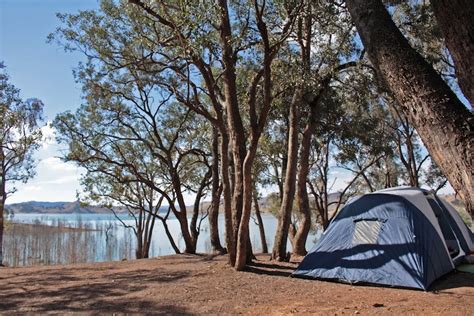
[6,221,98,233]
[2,218,135,267]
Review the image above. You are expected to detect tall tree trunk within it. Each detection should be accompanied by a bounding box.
[218,0,247,261]
[253,188,268,254]
[209,127,225,254]
[176,212,195,254]
[290,3,313,257]
[346,0,474,215]
[235,147,258,269]
[430,0,474,105]
[219,128,235,263]
[272,90,301,261]
[292,104,315,257]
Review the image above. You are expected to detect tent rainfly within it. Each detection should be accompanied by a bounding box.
[293,187,474,290]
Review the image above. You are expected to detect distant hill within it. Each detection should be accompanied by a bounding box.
[6,201,127,214]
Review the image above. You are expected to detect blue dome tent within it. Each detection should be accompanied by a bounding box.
[293,187,474,290]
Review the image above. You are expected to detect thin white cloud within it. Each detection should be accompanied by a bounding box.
[40,122,56,149]
[40,157,78,173]
[6,131,84,203]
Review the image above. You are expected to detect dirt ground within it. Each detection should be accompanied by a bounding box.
[0,254,473,315]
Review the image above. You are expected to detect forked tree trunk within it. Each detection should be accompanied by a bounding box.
[190,168,212,252]
[430,0,474,105]
[140,210,156,259]
[170,169,197,254]
[175,212,195,254]
[346,0,474,215]
[292,107,315,257]
[218,0,247,263]
[272,90,301,261]
[289,4,313,257]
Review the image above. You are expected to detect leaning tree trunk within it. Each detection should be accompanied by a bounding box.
[430,0,474,105]
[272,90,301,261]
[346,0,474,215]
[253,188,268,254]
[160,217,181,254]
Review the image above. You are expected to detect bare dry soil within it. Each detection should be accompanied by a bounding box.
[1,254,473,314]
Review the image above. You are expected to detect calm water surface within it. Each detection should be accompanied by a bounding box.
[5,213,321,267]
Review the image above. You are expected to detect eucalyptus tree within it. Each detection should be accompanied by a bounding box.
[346,0,474,215]
[124,0,301,269]
[0,66,43,265]
[54,60,212,254]
[270,0,363,259]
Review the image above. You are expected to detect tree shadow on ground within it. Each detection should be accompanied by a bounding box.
[244,260,295,278]
[0,267,193,313]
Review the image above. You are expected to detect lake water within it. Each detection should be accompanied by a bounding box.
[4,213,321,267]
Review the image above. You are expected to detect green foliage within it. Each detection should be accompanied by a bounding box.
[49,0,457,219]
[0,65,43,198]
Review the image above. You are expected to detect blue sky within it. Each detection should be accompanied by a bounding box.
[0,1,456,203]
[1,0,99,203]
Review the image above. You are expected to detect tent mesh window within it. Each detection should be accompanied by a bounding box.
[352,219,383,245]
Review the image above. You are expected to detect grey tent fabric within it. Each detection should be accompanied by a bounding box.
[292,189,468,290]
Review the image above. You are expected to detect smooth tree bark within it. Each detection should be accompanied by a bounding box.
[217,1,247,254]
[272,89,301,261]
[190,168,212,251]
[430,0,474,105]
[253,188,268,253]
[223,0,297,270]
[209,127,226,254]
[290,5,313,257]
[292,100,315,256]
[346,0,474,215]
[219,129,236,262]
